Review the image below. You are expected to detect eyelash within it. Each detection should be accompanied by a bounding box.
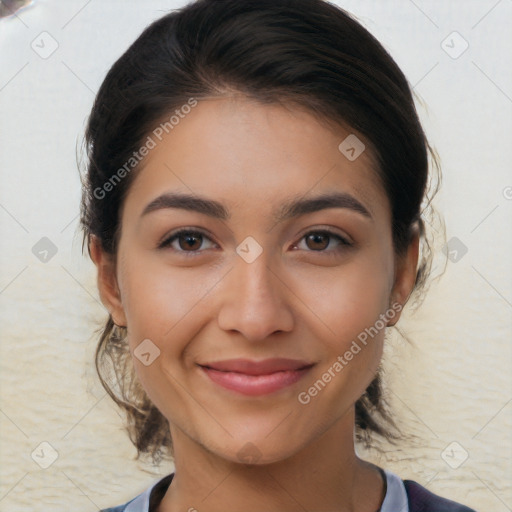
[158,227,353,256]
[158,229,216,255]
[293,230,353,254]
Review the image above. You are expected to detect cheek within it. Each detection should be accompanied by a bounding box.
[117,253,212,415]
[291,257,392,415]
[291,251,393,350]
[118,251,226,366]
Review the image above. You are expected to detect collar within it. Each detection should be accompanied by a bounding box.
[123,467,408,512]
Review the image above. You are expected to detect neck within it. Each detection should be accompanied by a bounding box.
[157,411,385,512]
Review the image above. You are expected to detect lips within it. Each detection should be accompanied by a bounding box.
[198,358,315,396]
[199,358,314,375]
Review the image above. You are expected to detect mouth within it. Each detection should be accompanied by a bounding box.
[197,358,315,396]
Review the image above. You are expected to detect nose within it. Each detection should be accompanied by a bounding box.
[217,252,295,342]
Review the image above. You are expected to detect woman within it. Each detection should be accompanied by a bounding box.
[80,0,477,510]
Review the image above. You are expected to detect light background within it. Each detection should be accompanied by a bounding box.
[0,0,511,511]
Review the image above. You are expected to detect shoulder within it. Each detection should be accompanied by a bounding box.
[100,498,136,512]
[100,473,174,512]
[403,479,478,512]
[100,503,133,512]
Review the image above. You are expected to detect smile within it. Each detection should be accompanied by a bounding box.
[198,358,315,396]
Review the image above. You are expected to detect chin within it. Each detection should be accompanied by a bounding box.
[209,437,303,467]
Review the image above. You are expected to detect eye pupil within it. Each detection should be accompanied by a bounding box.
[179,233,202,251]
[306,233,329,251]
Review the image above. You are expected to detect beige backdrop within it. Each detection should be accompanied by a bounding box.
[1,1,511,511]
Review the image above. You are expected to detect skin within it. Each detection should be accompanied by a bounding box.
[91,95,419,512]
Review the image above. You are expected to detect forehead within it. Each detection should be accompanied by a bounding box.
[122,96,389,223]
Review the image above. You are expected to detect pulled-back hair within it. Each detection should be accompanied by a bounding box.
[80,0,440,464]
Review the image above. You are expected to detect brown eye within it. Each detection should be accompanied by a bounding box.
[305,233,330,251]
[159,229,216,254]
[177,233,203,251]
[295,230,352,253]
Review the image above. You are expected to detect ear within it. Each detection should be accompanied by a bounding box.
[387,225,420,326]
[89,235,127,327]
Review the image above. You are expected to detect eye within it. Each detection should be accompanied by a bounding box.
[293,229,352,253]
[158,229,217,254]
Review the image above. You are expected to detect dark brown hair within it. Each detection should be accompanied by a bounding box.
[80,0,440,464]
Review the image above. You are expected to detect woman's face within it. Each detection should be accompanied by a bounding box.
[94,96,417,464]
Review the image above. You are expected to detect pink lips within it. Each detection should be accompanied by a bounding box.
[198,358,314,396]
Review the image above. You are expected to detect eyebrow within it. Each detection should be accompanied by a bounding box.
[141,191,372,221]
[142,192,228,219]
[278,192,372,221]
